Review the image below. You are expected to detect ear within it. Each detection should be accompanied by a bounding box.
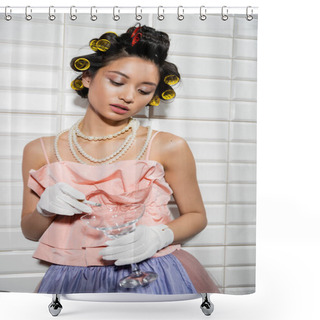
[82,71,91,88]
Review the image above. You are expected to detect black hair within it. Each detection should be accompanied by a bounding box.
[70,25,180,106]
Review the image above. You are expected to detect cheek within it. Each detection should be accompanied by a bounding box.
[90,82,115,98]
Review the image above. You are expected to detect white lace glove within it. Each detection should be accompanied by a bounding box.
[36,182,92,217]
[100,224,174,266]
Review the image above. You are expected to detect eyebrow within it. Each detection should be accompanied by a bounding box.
[108,71,157,86]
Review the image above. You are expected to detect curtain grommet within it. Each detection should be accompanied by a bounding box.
[200,6,207,21]
[5,6,12,21]
[177,6,184,21]
[113,6,120,21]
[246,6,254,21]
[49,6,56,21]
[70,6,77,21]
[90,6,98,21]
[25,6,32,21]
[157,6,165,21]
[221,6,228,21]
[135,6,142,21]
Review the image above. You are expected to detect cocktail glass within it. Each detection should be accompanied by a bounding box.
[81,203,158,289]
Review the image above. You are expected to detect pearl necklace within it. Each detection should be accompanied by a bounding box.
[136,126,153,160]
[75,117,134,141]
[72,127,134,163]
[54,119,153,165]
[54,128,68,162]
[69,119,139,164]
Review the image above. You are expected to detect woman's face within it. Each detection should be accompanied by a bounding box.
[82,56,160,120]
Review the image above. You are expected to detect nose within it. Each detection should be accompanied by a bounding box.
[119,86,134,104]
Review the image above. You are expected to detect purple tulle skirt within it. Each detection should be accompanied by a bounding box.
[37,254,198,294]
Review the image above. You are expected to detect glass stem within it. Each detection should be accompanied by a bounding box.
[131,263,142,276]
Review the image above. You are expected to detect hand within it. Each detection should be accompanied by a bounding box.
[100,224,174,266]
[36,182,92,217]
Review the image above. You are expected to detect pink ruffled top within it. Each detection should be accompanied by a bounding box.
[27,132,181,267]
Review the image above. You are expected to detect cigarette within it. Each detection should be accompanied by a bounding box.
[82,200,102,207]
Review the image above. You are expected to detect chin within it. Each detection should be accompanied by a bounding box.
[98,113,131,122]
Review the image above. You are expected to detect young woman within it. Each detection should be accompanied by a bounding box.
[21,24,220,294]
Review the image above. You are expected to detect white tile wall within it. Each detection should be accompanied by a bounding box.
[0,19,63,45]
[225,266,256,291]
[0,182,23,205]
[184,247,225,267]
[226,225,256,245]
[230,101,257,121]
[227,184,256,203]
[229,142,257,162]
[0,159,22,181]
[0,135,38,157]
[0,114,60,135]
[184,226,225,246]
[199,184,227,203]
[0,251,47,274]
[0,229,37,250]
[0,67,62,90]
[233,39,258,59]
[149,119,229,140]
[228,163,256,183]
[177,78,231,100]
[0,273,45,293]
[206,267,225,292]
[196,163,228,183]
[231,80,257,101]
[0,13,257,294]
[0,205,22,228]
[0,90,60,113]
[225,246,256,266]
[153,99,230,121]
[1,43,63,67]
[169,34,233,58]
[227,205,256,224]
[188,141,228,161]
[169,56,232,79]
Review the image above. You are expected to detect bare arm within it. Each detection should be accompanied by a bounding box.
[20,139,55,241]
[157,133,207,244]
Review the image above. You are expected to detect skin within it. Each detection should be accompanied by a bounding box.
[21,56,207,246]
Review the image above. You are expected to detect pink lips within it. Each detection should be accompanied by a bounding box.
[110,104,129,114]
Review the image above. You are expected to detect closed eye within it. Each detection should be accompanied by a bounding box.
[110,78,152,95]
[139,89,152,95]
[110,80,123,86]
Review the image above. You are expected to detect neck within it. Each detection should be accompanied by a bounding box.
[80,111,131,137]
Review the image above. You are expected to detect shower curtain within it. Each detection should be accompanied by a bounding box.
[0,7,257,296]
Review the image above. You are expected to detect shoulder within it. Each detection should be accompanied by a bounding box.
[155,131,188,152]
[23,137,42,159]
[151,131,192,168]
[22,136,55,169]
[23,136,55,156]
